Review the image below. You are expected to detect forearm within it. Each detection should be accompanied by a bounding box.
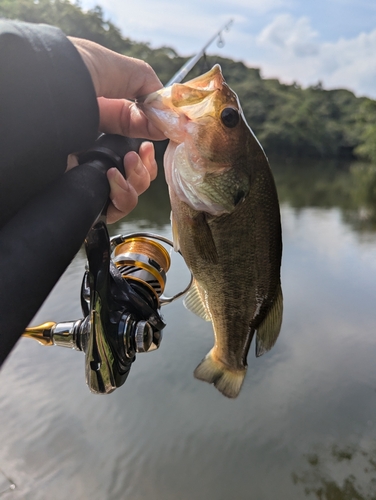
[0,20,99,229]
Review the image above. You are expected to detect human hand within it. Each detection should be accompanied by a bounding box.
[107,141,157,224]
[69,37,165,140]
[68,37,165,223]
[66,140,158,224]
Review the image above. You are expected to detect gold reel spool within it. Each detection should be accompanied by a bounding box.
[110,232,192,306]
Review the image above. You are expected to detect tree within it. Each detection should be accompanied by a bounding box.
[0,0,133,52]
[354,99,376,163]
[1,0,375,161]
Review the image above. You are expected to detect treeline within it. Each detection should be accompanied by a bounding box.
[1,0,375,161]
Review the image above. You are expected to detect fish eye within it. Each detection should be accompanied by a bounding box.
[220,108,239,128]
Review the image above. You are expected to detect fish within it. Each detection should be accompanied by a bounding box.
[138,64,283,398]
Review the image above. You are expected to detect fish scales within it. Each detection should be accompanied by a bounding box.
[172,155,281,359]
[139,65,283,398]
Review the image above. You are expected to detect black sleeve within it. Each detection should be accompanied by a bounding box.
[0,20,102,365]
[0,19,100,228]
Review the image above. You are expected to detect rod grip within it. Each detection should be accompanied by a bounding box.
[0,135,142,365]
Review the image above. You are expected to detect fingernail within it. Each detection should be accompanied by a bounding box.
[125,151,143,174]
[108,167,129,191]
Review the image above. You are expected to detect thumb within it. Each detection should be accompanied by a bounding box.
[69,37,163,99]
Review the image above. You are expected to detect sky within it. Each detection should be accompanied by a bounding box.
[77,0,376,99]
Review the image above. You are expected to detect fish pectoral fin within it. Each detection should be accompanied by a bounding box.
[183,279,212,321]
[194,348,246,399]
[171,211,180,252]
[256,284,283,357]
[192,212,218,264]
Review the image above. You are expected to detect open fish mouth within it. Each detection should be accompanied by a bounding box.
[137,65,229,136]
[138,85,217,140]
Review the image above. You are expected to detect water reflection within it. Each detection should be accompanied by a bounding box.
[272,156,376,233]
[130,155,376,235]
[1,158,376,499]
[114,165,170,229]
[348,162,376,232]
[293,443,376,499]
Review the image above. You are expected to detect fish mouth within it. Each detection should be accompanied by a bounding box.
[178,64,225,91]
[138,88,188,142]
[138,84,216,142]
[137,65,226,140]
[140,83,216,118]
[138,64,224,106]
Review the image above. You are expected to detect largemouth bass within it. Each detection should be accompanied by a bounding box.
[139,65,283,398]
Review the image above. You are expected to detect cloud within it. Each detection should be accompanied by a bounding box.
[77,0,376,98]
[216,0,290,13]
[78,0,289,53]
[257,13,319,57]
[319,31,376,96]
[256,14,376,97]
[80,0,239,53]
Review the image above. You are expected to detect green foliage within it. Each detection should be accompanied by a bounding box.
[351,162,376,209]
[1,0,375,160]
[354,99,376,163]
[0,0,133,52]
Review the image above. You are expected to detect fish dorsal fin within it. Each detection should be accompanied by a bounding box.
[256,284,283,357]
[191,212,218,264]
[170,211,180,252]
[183,279,212,321]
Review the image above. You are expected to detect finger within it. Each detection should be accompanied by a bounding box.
[123,151,152,195]
[106,203,132,225]
[106,167,138,224]
[66,153,79,171]
[138,141,158,181]
[98,56,162,99]
[98,97,166,140]
[106,57,162,99]
[70,38,163,99]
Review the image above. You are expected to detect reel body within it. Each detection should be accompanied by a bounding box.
[24,221,191,394]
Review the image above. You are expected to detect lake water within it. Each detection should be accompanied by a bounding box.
[1,158,376,499]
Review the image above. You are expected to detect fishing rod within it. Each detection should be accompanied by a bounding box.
[166,19,233,86]
[12,21,233,394]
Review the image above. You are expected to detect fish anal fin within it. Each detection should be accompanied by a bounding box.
[191,212,218,264]
[194,348,246,398]
[256,284,283,357]
[183,279,211,321]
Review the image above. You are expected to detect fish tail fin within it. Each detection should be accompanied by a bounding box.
[194,349,246,398]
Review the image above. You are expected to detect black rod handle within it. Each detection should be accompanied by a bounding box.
[0,135,142,366]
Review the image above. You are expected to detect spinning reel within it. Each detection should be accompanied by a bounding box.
[23,133,191,394]
[24,222,191,394]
